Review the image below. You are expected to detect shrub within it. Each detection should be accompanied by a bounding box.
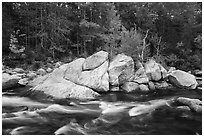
[120,28,143,62]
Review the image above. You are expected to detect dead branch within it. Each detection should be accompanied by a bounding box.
[141,29,149,63]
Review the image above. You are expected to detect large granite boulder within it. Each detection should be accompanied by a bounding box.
[108,54,134,86]
[168,70,198,89]
[121,82,139,92]
[82,51,108,71]
[28,75,49,87]
[144,59,167,81]
[177,97,202,113]
[31,64,100,99]
[64,58,109,92]
[133,61,149,84]
[2,73,21,90]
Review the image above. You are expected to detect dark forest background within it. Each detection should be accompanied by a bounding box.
[2,2,202,71]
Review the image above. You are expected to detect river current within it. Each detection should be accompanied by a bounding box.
[2,87,202,135]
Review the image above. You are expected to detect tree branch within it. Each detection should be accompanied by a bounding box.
[141,29,149,63]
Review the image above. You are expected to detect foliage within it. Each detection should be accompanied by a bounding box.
[2,2,202,71]
[120,28,143,62]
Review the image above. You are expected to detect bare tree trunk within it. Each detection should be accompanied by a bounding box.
[76,31,79,56]
[156,36,162,56]
[141,29,149,63]
[40,6,43,50]
[53,48,55,59]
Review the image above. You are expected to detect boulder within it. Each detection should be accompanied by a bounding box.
[18,78,29,86]
[11,72,17,75]
[197,87,202,90]
[154,81,169,89]
[31,64,100,99]
[129,99,171,117]
[14,73,26,78]
[5,69,13,75]
[109,86,120,92]
[168,70,198,89]
[55,61,63,68]
[46,68,52,73]
[82,51,108,70]
[197,80,202,87]
[177,97,202,113]
[148,81,155,90]
[121,82,139,92]
[64,58,85,82]
[109,54,134,86]
[2,73,21,90]
[37,68,46,76]
[64,58,109,92]
[139,84,149,93]
[175,106,191,112]
[27,72,37,80]
[144,59,167,81]
[13,68,25,73]
[193,69,202,77]
[33,80,99,99]
[133,61,149,84]
[28,75,49,87]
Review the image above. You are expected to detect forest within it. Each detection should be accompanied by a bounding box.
[2,2,202,71]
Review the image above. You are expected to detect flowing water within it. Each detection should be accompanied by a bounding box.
[2,87,202,135]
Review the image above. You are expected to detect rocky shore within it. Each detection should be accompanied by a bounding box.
[2,51,202,135]
[3,51,201,99]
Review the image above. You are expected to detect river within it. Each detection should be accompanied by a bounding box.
[2,87,202,135]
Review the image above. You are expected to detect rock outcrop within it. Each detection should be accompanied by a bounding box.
[108,54,134,86]
[2,73,21,90]
[4,51,200,100]
[30,51,111,99]
[133,61,149,84]
[82,51,108,71]
[168,70,198,89]
[64,58,109,92]
[144,59,167,81]
[31,64,100,99]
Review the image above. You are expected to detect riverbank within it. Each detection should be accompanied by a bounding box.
[2,51,202,135]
